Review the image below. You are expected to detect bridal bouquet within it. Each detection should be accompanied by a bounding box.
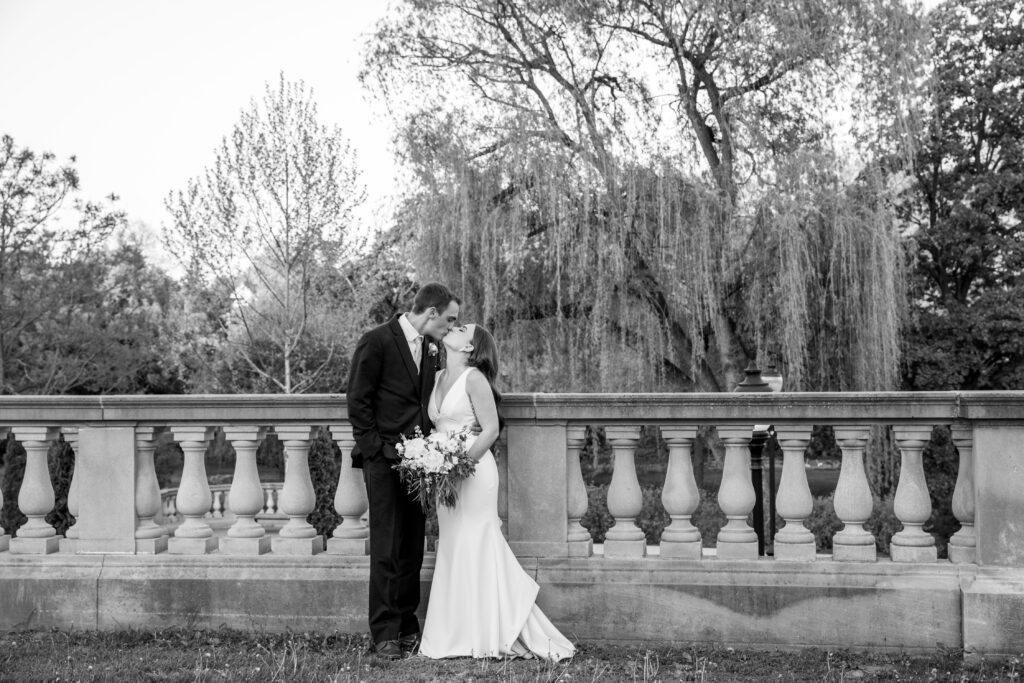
[394,426,476,511]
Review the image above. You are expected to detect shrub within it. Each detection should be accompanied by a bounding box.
[45,439,75,536]
[865,494,902,556]
[1,436,26,535]
[693,487,727,547]
[805,494,843,551]
[153,439,183,489]
[307,429,342,538]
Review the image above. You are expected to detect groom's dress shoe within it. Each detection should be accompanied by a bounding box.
[399,633,421,657]
[372,639,402,660]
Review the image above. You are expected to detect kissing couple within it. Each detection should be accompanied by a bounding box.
[346,282,575,661]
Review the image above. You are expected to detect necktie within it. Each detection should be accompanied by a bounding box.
[413,335,423,372]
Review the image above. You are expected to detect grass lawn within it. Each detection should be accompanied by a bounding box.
[1,629,1020,682]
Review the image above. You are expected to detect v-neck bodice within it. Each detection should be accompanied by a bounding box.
[429,368,474,432]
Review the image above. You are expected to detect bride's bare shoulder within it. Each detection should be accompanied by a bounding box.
[464,367,489,389]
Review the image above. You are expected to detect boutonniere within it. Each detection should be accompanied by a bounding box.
[428,342,441,370]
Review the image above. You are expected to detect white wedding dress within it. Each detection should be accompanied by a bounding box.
[419,368,576,661]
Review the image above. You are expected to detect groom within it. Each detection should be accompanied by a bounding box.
[346,282,460,660]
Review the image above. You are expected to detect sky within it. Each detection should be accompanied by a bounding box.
[0,0,397,252]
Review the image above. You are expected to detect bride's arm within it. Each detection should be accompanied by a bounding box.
[464,369,500,461]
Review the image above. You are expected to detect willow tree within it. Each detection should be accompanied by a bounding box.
[365,0,924,392]
[164,75,365,393]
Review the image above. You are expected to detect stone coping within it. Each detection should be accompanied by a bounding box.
[0,550,985,578]
[0,391,1020,424]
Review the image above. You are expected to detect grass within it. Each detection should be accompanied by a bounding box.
[1,629,1021,682]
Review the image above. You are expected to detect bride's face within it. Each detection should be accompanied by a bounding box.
[443,323,475,353]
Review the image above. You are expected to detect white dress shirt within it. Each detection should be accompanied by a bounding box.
[399,313,423,372]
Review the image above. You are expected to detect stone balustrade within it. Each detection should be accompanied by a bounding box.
[0,391,1022,655]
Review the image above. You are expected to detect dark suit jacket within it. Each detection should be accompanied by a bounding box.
[347,316,437,468]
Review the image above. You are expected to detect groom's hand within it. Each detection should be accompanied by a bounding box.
[469,420,482,436]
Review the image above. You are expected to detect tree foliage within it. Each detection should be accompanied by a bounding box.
[0,135,182,395]
[902,0,1024,390]
[365,0,923,392]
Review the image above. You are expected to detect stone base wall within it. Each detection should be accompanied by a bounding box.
[3,553,1020,656]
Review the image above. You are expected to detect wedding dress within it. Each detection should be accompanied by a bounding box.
[418,368,576,661]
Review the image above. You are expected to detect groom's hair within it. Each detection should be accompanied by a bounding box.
[411,282,459,314]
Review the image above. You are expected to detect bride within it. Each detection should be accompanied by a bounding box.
[418,323,576,662]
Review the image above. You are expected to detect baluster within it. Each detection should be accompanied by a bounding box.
[163,495,177,521]
[948,423,976,564]
[714,426,758,559]
[10,426,62,554]
[566,427,593,557]
[264,486,274,514]
[59,427,80,553]
[135,427,168,553]
[0,427,9,551]
[660,427,701,559]
[211,490,224,518]
[832,426,876,561]
[603,426,646,558]
[221,426,270,555]
[326,423,369,555]
[772,425,816,561]
[272,425,322,555]
[891,425,937,562]
[167,426,218,554]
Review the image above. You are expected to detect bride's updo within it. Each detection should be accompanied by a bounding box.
[466,325,505,431]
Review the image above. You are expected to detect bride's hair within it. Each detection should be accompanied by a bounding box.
[467,325,505,431]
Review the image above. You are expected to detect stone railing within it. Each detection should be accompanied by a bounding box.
[159,483,288,532]
[1,392,1022,655]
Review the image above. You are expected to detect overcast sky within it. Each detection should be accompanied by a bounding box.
[0,0,396,244]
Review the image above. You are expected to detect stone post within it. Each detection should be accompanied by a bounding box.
[660,426,702,559]
[9,426,62,554]
[221,425,270,555]
[832,426,875,562]
[505,422,570,557]
[167,425,218,554]
[566,426,593,557]
[772,425,815,561]
[272,425,322,555]
[134,427,167,554]
[947,423,975,564]
[891,425,937,563]
[326,423,369,555]
[603,425,646,558]
[75,426,137,553]
[714,426,758,559]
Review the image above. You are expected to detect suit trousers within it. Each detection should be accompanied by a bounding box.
[362,453,426,643]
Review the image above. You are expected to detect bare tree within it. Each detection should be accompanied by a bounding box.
[165,75,365,393]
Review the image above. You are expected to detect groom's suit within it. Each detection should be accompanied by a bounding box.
[347,315,436,645]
